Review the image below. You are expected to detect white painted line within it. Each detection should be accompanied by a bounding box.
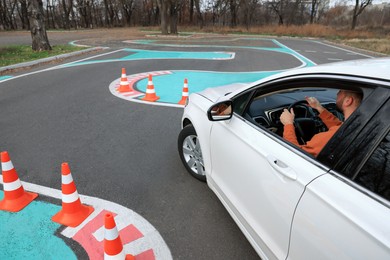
[272,40,317,66]
[304,50,317,53]
[0,49,124,83]
[323,52,337,54]
[0,176,172,260]
[312,41,374,58]
[328,58,343,61]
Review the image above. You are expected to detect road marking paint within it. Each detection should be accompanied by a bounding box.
[327,58,343,61]
[312,41,375,58]
[323,51,337,54]
[0,176,172,260]
[272,40,317,66]
[304,50,317,53]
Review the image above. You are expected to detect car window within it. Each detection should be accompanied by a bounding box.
[232,77,381,160]
[353,130,390,201]
[233,91,252,115]
[235,85,345,148]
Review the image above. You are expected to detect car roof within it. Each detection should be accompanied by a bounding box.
[243,57,390,92]
[294,57,390,81]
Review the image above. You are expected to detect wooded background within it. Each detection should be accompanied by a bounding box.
[1,0,389,46]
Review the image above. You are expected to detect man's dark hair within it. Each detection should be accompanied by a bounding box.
[345,90,363,105]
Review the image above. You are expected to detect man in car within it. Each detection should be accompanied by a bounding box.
[280,90,363,157]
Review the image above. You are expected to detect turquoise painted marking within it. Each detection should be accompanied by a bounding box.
[129,39,316,67]
[135,70,280,103]
[0,76,12,81]
[121,48,232,60]
[62,38,316,105]
[65,49,232,67]
[0,192,77,259]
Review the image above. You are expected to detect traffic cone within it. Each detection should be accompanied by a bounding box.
[118,68,133,93]
[104,212,135,260]
[178,78,189,105]
[0,151,38,212]
[52,162,94,227]
[141,74,160,102]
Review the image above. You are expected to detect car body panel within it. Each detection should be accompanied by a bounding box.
[208,116,330,259]
[289,173,390,259]
[179,58,390,259]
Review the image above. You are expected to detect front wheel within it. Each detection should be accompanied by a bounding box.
[178,124,206,182]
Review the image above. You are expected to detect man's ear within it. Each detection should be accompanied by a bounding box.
[344,96,353,106]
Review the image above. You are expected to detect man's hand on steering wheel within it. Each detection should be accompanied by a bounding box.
[282,99,327,144]
[280,108,295,125]
[305,96,325,113]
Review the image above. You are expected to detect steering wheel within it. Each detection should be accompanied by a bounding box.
[287,100,325,144]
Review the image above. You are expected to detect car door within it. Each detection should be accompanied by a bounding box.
[207,85,330,259]
[288,87,390,259]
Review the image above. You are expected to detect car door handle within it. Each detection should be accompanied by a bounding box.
[267,155,297,180]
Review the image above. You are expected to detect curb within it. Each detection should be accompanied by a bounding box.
[0,47,106,75]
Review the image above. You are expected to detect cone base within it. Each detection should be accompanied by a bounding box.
[125,254,136,260]
[142,95,160,102]
[52,204,94,227]
[0,191,38,212]
[104,253,135,260]
[178,98,187,105]
[118,85,134,93]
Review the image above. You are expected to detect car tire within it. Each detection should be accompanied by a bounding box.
[178,124,206,182]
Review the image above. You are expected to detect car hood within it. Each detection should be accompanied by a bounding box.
[197,83,248,102]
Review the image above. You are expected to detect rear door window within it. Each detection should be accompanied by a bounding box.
[353,130,390,201]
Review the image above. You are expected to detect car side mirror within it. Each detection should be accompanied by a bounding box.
[207,101,233,121]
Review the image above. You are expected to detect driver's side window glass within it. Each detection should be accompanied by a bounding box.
[233,91,252,115]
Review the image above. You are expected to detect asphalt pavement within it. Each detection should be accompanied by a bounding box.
[0,30,385,259]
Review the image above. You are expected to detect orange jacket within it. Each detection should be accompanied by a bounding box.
[283,110,342,157]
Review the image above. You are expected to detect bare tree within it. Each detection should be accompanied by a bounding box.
[269,0,285,25]
[60,0,72,29]
[310,0,320,24]
[351,0,373,29]
[120,0,135,26]
[157,0,168,34]
[18,0,29,29]
[28,0,51,51]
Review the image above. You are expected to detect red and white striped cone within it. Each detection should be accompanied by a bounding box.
[118,68,133,93]
[52,162,94,227]
[0,151,38,212]
[104,212,135,260]
[178,78,189,105]
[141,74,160,102]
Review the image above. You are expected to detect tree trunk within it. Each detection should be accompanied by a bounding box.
[157,0,168,34]
[169,2,178,34]
[28,0,51,51]
[194,0,203,29]
[18,0,30,29]
[351,0,373,30]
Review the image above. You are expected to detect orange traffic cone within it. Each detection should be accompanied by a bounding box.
[178,78,189,105]
[118,68,133,93]
[104,212,135,260]
[0,151,38,212]
[141,74,160,102]
[52,162,94,227]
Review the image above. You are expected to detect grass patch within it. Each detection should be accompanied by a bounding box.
[0,45,87,67]
[178,24,390,55]
[335,38,390,55]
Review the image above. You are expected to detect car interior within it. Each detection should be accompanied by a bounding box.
[234,78,371,146]
[245,88,343,144]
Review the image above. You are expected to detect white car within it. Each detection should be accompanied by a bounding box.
[177,58,390,259]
